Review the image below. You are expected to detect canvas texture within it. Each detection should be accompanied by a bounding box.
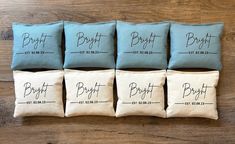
[168,23,224,70]
[11,21,63,70]
[115,70,166,117]
[63,21,116,68]
[64,69,115,117]
[13,70,64,117]
[166,70,219,120]
[116,21,169,69]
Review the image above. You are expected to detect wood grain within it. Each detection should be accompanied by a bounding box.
[0,0,235,143]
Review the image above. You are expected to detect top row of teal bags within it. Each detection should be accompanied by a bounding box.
[11,21,224,70]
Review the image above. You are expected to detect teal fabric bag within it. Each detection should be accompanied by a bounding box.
[168,23,224,70]
[11,21,63,70]
[116,21,169,69]
[63,21,115,68]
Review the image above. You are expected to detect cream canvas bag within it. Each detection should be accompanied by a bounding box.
[13,70,64,117]
[116,70,166,117]
[166,70,219,120]
[64,69,115,117]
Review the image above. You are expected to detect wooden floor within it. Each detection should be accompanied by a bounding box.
[0,0,235,143]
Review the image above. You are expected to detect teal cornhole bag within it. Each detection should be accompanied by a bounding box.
[63,21,115,68]
[168,22,224,70]
[11,21,63,70]
[116,21,169,69]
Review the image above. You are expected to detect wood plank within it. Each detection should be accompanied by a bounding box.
[201,0,235,11]
[0,41,12,81]
[0,107,235,144]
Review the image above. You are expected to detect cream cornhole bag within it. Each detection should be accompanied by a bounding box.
[64,69,115,117]
[116,70,166,117]
[166,70,219,120]
[13,70,64,117]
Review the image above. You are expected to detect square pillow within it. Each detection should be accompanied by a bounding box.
[63,21,115,68]
[13,70,64,117]
[11,21,63,70]
[64,69,115,116]
[168,23,224,70]
[116,21,169,69]
[166,70,219,120]
[116,70,166,117]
